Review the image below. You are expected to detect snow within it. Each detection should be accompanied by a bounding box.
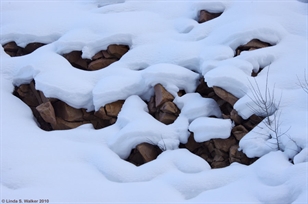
[1,0,307,203]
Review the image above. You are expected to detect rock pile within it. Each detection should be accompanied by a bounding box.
[2,41,46,57]
[126,143,162,166]
[148,84,180,125]
[13,80,124,130]
[63,44,129,71]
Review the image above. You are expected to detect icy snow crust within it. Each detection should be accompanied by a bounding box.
[1,0,307,203]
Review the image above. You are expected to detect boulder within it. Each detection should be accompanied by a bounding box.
[185,133,203,152]
[229,145,252,165]
[198,10,222,23]
[230,109,243,124]
[232,125,248,141]
[136,143,161,163]
[243,114,263,131]
[63,51,88,70]
[154,84,174,108]
[15,84,40,107]
[195,77,213,97]
[94,107,113,120]
[156,112,178,125]
[236,39,271,56]
[36,101,57,125]
[102,50,113,59]
[212,136,237,153]
[88,58,117,70]
[53,117,86,130]
[3,41,19,53]
[147,96,157,116]
[213,86,238,106]
[160,101,179,115]
[53,101,83,122]
[91,51,104,60]
[107,44,129,59]
[105,100,125,117]
[24,42,45,54]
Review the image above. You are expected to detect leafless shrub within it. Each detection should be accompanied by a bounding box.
[297,69,308,94]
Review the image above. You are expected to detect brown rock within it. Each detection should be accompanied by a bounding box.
[154,84,174,108]
[136,143,161,163]
[24,42,45,54]
[36,101,57,125]
[177,90,186,97]
[38,90,49,103]
[229,145,251,165]
[212,136,237,153]
[107,44,129,59]
[94,107,113,120]
[236,39,271,56]
[91,51,104,60]
[185,133,202,152]
[88,58,117,71]
[213,86,238,106]
[105,100,125,117]
[195,77,213,97]
[29,80,42,104]
[198,10,222,23]
[53,117,86,130]
[243,114,263,131]
[3,41,19,52]
[230,109,243,124]
[156,112,177,125]
[15,84,40,107]
[102,50,114,59]
[232,125,248,141]
[53,101,83,122]
[63,51,88,70]
[160,101,179,115]
[219,101,233,115]
[147,96,157,116]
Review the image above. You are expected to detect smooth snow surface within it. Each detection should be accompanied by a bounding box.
[1,0,307,203]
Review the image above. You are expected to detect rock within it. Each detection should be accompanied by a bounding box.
[53,117,86,130]
[107,44,129,59]
[160,101,179,115]
[63,51,88,70]
[136,143,161,163]
[3,41,19,53]
[156,112,178,125]
[24,42,45,54]
[154,84,174,108]
[88,58,117,70]
[219,101,233,115]
[102,50,113,59]
[236,39,271,56]
[36,101,57,125]
[213,86,238,106]
[232,125,248,141]
[53,101,83,122]
[243,114,263,131]
[91,51,104,60]
[15,84,40,107]
[177,90,186,97]
[198,10,222,23]
[230,109,243,124]
[94,107,113,120]
[38,90,49,103]
[185,133,203,152]
[147,96,157,116]
[105,100,125,117]
[195,77,213,97]
[229,145,251,165]
[212,136,237,153]
[29,80,43,104]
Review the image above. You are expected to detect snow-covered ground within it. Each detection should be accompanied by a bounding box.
[1,0,307,203]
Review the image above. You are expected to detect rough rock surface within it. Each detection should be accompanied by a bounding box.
[198,10,222,23]
[62,44,129,71]
[2,41,46,57]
